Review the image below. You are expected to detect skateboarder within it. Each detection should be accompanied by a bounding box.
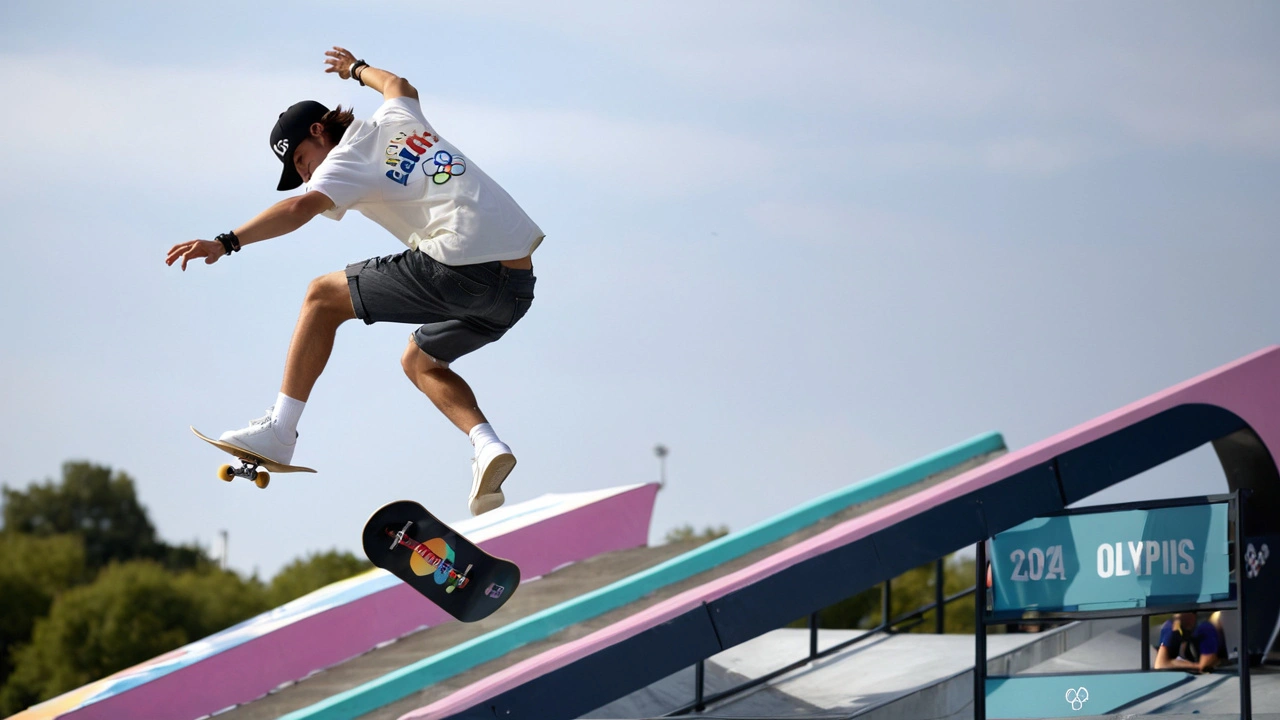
[166,47,542,516]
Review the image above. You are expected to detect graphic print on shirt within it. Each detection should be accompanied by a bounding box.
[429,150,466,184]
[384,129,466,186]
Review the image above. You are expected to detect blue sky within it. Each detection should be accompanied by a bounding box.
[1,1,1277,578]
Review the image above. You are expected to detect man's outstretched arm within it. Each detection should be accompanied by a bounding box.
[165,190,333,271]
[324,46,419,101]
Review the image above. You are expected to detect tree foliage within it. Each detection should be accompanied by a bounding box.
[0,561,273,715]
[0,534,86,686]
[664,524,730,545]
[2,461,208,572]
[0,461,372,715]
[267,550,372,607]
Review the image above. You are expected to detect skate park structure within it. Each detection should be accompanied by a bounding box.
[13,346,1280,720]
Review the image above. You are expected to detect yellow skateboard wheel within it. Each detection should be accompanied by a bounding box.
[254,470,271,489]
[217,464,234,482]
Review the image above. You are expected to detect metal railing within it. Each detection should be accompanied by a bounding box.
[665,556,976,716]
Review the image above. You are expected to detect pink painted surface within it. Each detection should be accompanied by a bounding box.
[408,346,1280,720]
[40,484,659,720]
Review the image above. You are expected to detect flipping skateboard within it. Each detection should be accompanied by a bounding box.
[362,500,520,622]
[191,426,316,489]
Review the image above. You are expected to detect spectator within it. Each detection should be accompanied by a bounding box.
[1155,611,1226,673]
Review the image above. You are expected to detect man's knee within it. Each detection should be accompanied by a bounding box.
[304,272,355,322]
[401,340,449,380]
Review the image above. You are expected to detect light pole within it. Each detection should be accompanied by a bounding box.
[654,444,669,490]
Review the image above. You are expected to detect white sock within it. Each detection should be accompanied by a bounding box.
[468,422,502,457]
[272,393,305,443]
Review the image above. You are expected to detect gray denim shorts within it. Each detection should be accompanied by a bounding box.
[345,250,536,364]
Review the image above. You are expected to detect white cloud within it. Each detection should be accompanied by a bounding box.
[431,101,770,197]
[0,53,349,190]
[0,51,767,201]
[450,2,1280,159]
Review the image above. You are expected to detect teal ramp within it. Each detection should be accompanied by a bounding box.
[986,672,1190,718]
[282,431,1005,720]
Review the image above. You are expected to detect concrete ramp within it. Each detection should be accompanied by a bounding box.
[259,434,1008,720]
[409,346,1280,720]
[9,485,658,720]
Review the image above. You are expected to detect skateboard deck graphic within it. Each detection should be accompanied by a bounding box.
[191,426,315,489]
[362,500,520,622]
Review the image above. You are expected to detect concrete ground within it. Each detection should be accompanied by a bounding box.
[585,628,1045,718]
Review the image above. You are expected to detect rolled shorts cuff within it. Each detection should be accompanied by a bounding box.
[345,262,374,325]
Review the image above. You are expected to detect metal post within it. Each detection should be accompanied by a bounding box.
[1234,493,1251,719]
[694,659,705,711]
[809,612,819,659]
[936,557,946,634]
[1141,615,1151,671]
[881,579,892,630]
[975,540,987,720]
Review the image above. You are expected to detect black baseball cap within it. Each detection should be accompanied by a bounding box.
[270,100,330,191]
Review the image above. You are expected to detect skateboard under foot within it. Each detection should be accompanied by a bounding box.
[191,426,316,489]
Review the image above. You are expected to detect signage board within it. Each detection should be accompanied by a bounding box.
[989,502,1230,616]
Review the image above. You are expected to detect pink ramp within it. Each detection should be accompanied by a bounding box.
[11,484,658,720]
[410,346,1280,720]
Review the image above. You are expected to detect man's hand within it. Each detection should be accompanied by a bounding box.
[324,46,359,79]
[166,239,226,271]
[323,46,417,100]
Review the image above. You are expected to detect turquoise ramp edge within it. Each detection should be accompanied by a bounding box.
[282,431,1006,720]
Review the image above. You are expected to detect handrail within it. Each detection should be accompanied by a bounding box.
[665,556,977,716]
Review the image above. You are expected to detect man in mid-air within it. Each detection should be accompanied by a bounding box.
[166,47,542,516]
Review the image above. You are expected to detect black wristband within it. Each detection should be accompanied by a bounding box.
[351,60,368,86]
[215,231,240,255]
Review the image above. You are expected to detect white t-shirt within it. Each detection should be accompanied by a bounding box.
[307,97,543,265]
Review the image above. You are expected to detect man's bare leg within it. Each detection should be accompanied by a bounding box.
[218,271,355,462]
[399,341,486,432]
[401,340,513,515]
[281,271,357,401]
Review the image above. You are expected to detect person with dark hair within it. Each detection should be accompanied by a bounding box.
[166,47,542,516]
[1155,611,1227,673]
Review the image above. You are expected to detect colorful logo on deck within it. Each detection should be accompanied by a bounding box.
[384,130,465,186]
[485,583,505,599]
[407,536,471,593]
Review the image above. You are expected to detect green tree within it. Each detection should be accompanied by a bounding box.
[174,568,270,638]
[2,461,209,572]
[267,550,372,607]
[664,524,730,545]
[0,561,195,714]
[0,534,86,687]
[0,560,274,715]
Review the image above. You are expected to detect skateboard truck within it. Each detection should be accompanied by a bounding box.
[390,520,413,550]
[216,460,271,489]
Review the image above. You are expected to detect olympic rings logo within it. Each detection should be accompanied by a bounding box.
[1065,686,1089,711]
[1246,542,1270,579]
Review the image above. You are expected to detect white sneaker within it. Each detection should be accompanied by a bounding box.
[469,442,515,516]
[219,408,297,465]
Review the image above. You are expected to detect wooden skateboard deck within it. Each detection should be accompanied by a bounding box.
[362,500,520,622]
[191,426,315,489]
